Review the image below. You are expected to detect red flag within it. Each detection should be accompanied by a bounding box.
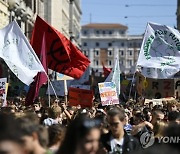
[102,62,112,77]
[31,16,90,79]
[25,33,48,106]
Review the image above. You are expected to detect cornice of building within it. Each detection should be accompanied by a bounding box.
[82,23,128,30]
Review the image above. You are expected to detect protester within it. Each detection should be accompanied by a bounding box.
[57,115,101,154]
[48,124,65,153]
[43,106,63,126]
[101,107,139,154]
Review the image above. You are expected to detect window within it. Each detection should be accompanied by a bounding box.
[102,30,106,35]
[129,50,132,56]
[96,42,99,47]
[120,60,124,65]
[109,31,112,35]
[96,30,99,34]
[120,30,125,35]
[121,42,124,47]
[83,30,87,35]
[129,43,132,47]
[120,50,124,56]
[94,60,99,66]
[108,42,112,47]
[128,60,132,67]
[94,50,99,56]
[133,42,137,47]
[108,50,113,56]
[83,42,87,46]
[108,60,112,66]
[83,50,88,57]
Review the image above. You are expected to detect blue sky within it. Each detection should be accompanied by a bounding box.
[81,0,177,35]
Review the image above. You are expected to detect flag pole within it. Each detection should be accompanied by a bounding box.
[64,79,68,105]
[47,79,51,107]
[128,64,137,100]
[44,71,58,99]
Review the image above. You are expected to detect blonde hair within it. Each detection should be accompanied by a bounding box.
[153,121,168,138]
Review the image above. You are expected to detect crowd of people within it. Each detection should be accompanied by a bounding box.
[0,96,180,154]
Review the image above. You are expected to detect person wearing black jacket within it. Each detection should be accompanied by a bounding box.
[100,107,139,154]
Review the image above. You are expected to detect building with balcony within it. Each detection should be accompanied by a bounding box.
[81,23,143,75]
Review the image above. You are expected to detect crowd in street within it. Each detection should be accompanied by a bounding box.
[0,96,180,154]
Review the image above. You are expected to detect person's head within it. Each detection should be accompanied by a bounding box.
[17,117,46,154]
[153,121,168,138]
[151,110,165,126]
[124,109,131,124]
[33,103,41,112]
[143,108,152,122]
[0,113,26,154]
[167,100,178,112]
[48,124,65,148]
[57,115,101,154]
[168,111,180,124]
[48,106,62,119]
[107,107,125,138]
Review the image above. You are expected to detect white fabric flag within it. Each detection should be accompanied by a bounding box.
[0,21,45,85]
[137,22,180,79]
[105,57,121,96]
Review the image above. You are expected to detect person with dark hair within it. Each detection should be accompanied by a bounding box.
[0,113,26,154]
[163,124,180,151]
[101,107,139,154]
[143,108,152,122]
[168,111,180,124]
[17,117,50,154]
[48,124,65,153]
[57,115,101,154]
[151,110,165,126]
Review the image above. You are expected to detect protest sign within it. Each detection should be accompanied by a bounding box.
[136,73,174,98]
[174,79,180,99]
[0,78,7,107]
[68,87,93,108]
[98,82,119,106]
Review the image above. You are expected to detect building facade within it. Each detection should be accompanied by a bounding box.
[81,23,143,75]
[44,0,82,46]
[0,0,45,39]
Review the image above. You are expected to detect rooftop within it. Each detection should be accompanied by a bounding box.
[82,23,128,30]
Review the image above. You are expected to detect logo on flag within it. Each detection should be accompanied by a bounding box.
[137,22,180,78]
[0,21,45,85]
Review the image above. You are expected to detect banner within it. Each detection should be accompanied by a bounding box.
[136,73,174,98]
[137,22,180,78]
[98,82,119,106]
[0,21,45,85]
[68,87,93,108]
[0,78,7,107]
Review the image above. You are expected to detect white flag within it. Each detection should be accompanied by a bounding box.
[137,22,180,78]
[0,21,45,85]
[105,57,120,96]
